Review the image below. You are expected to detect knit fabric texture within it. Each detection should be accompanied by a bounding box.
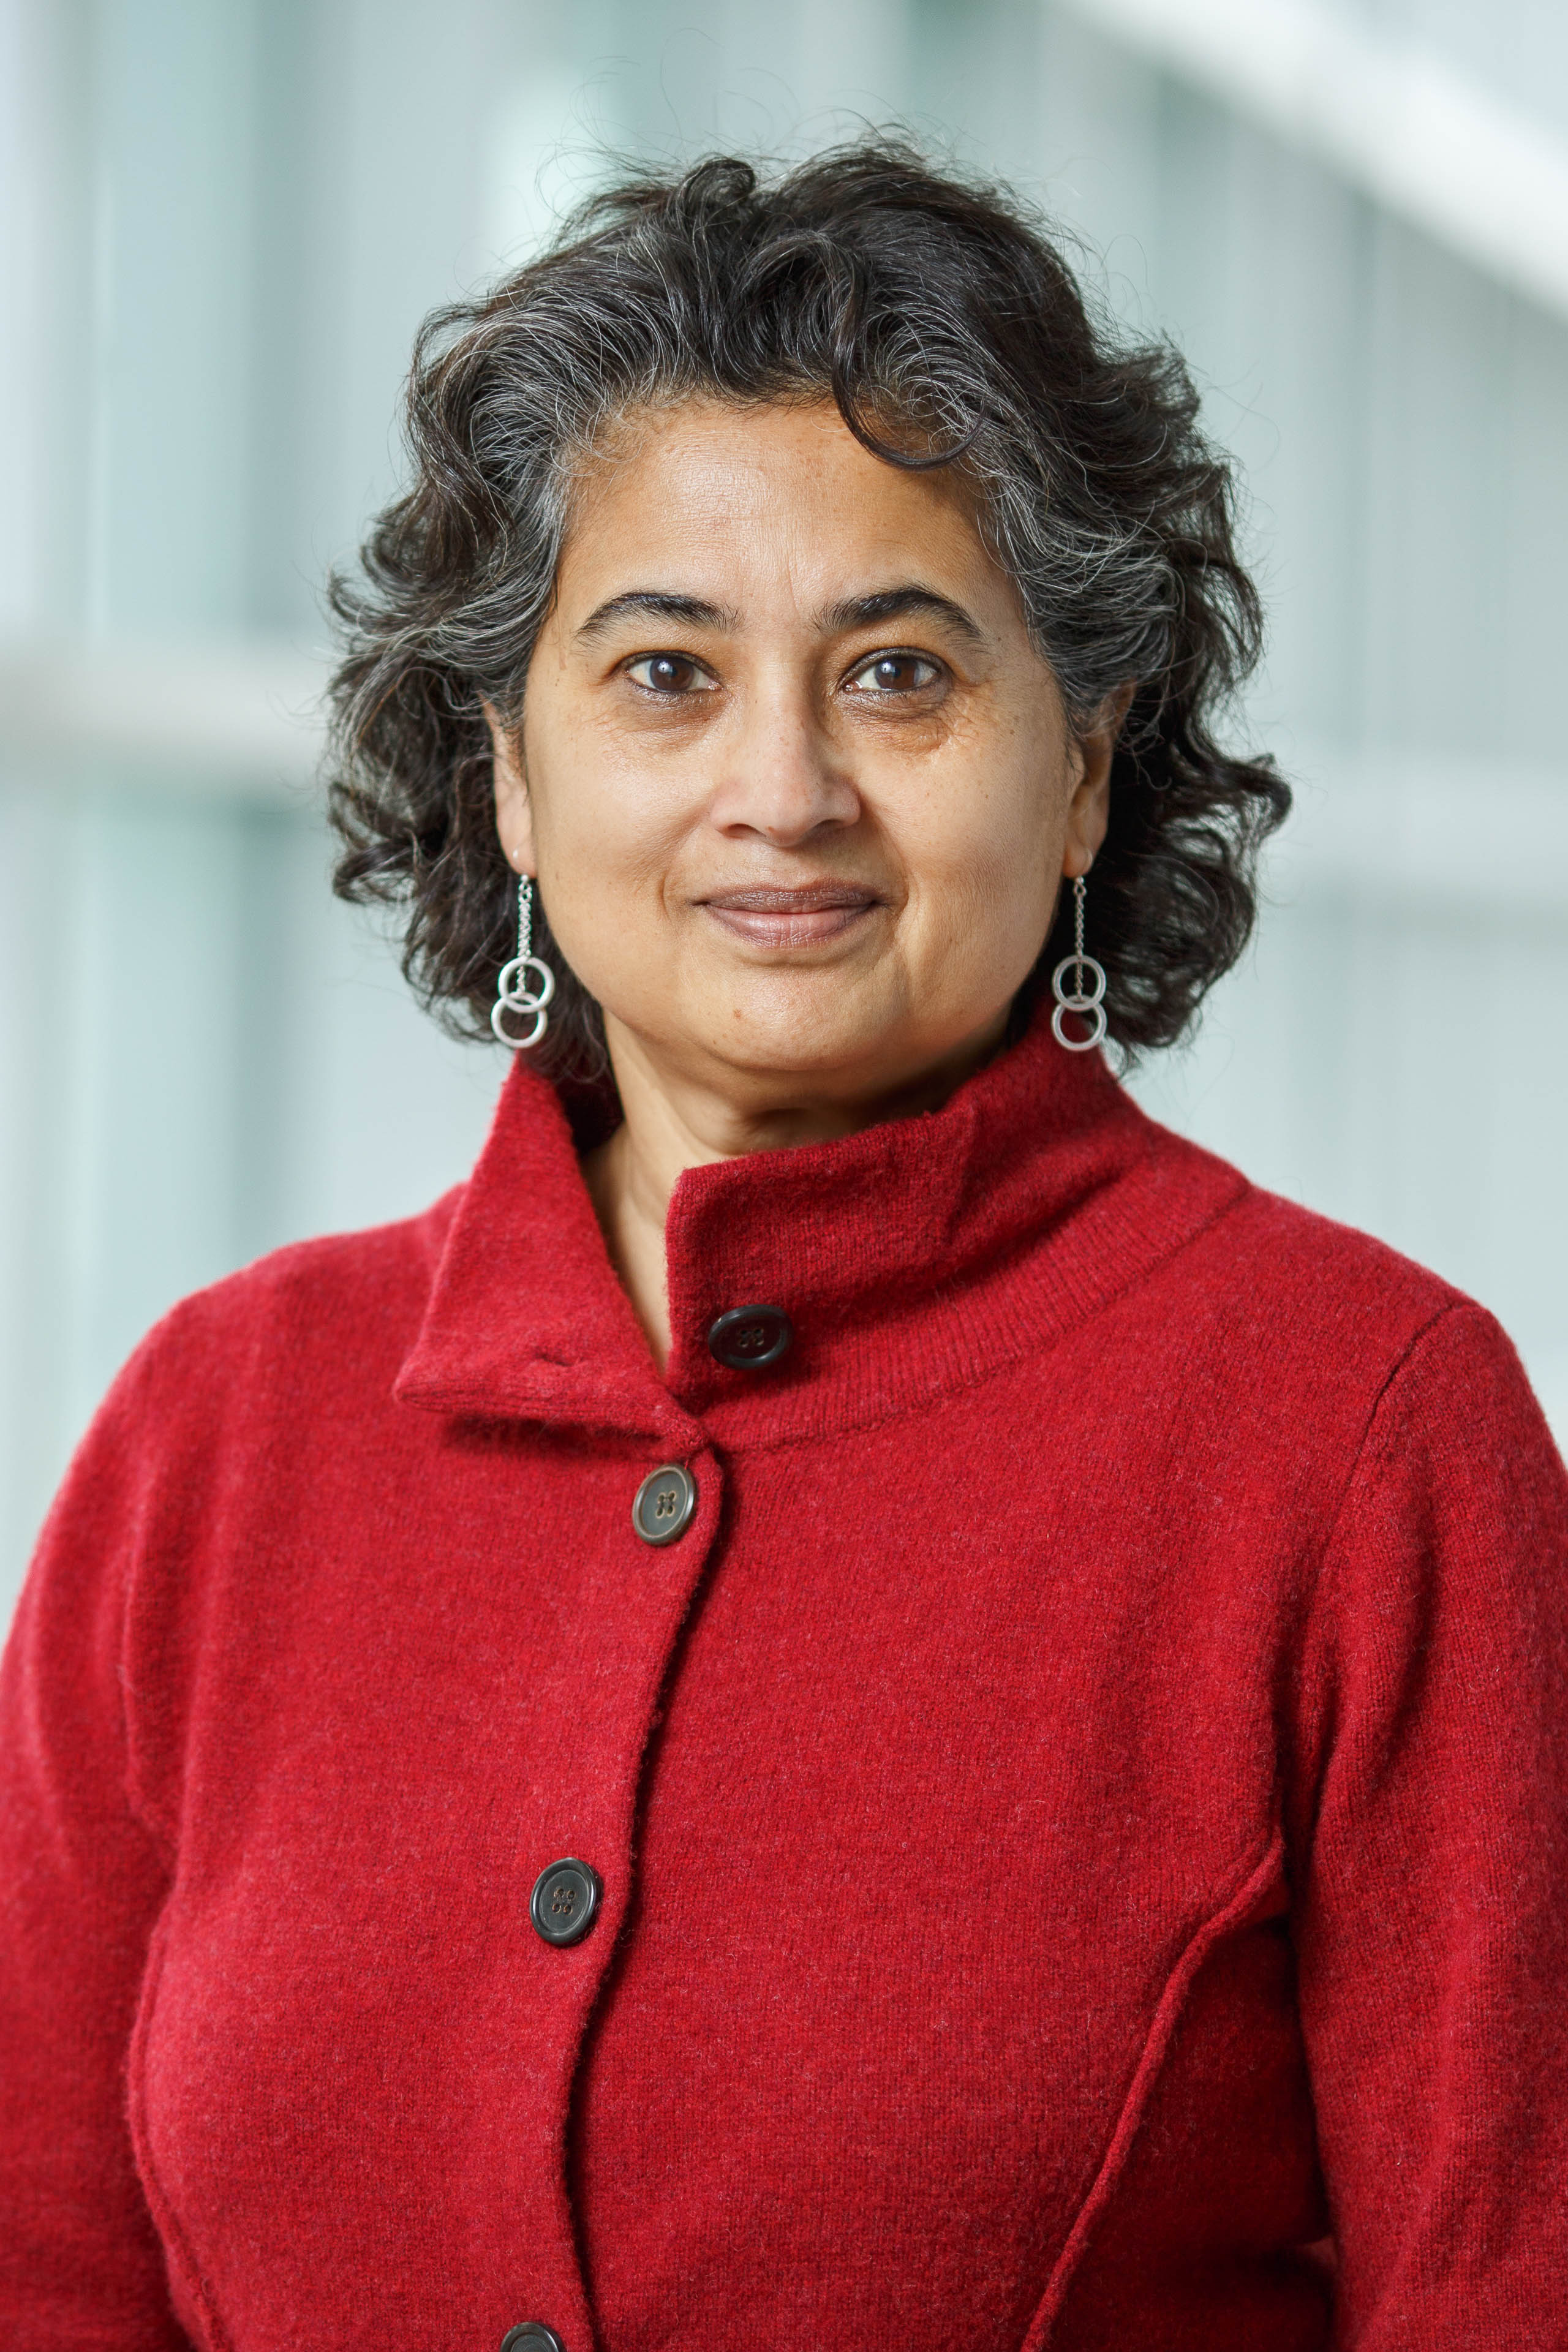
[2,1006,1565,2351]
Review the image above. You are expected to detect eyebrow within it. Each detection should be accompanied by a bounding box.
[575,590,736,644]
[572,581,990,650]
[822,586,989,647]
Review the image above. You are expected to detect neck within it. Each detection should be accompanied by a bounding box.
[581,1011,1011,1368]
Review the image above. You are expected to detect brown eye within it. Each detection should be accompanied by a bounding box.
[848,651,941,694]
[625,653,716,695]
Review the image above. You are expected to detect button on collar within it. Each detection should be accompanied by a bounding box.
[707,1303,794,1371]
[530,1860,601,1948]
[500,2328,566,2352]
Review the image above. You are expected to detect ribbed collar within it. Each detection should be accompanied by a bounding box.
[394,1005,1245,1452]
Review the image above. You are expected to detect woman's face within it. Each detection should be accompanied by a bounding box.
[493,397,1116,1107]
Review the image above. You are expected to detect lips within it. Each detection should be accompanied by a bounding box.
[698,883,883,949]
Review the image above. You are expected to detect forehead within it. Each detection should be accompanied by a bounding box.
[554,396,1009,621]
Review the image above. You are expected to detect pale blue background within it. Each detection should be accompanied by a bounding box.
[2,0,1566,1627]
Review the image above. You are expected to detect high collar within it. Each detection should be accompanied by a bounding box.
[394,1005,1245,1452]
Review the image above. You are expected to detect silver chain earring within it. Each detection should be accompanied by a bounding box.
[1050,874,1107,1053]
[491,875,557,1050]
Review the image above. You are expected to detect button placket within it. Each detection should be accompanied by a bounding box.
[503,1444,720,2351]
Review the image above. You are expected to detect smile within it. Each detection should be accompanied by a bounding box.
[697,884,884,949]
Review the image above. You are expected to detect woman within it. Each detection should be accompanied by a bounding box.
[2,145,1564,2352]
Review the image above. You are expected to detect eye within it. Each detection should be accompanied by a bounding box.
[624,652,717,695]
[846,650,943,695]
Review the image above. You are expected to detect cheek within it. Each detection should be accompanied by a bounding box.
[897,763,1062,959]
[524,726,685,992]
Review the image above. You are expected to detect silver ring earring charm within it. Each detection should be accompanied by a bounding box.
[1050,874,1108,1054]
[491,875,557,1050]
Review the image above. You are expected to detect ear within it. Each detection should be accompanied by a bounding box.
[1062,682,1135,880]
[484,698,537,878]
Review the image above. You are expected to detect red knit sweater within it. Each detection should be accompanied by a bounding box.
[2,1011,1566,2351]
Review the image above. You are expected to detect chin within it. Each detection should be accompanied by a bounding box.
[701,994,965,1101]
[706,1024,884,1087]
[683,992,895,1085]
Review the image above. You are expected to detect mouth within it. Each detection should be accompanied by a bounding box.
[696,883,884,949]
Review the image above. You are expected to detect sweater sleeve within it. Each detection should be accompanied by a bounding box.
[1291,1304,1568,2349]
[0,1357,190,2347]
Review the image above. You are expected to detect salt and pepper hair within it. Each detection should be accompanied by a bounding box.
[326,141,1289,1067]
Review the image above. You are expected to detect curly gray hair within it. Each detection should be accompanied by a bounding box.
[326,140,1288,1069]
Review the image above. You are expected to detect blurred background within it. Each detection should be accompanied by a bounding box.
[2,0,1566,1626]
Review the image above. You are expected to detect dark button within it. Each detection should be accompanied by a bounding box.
[529,1859,602,1949]
[632,1462,698,1546]
[707,1303,794,1371]
[500,2329,565,2352]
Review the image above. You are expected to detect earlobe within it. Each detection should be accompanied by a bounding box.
[1061,684,1130,878]
[483,696,537,877]
[1062,755,1112,880]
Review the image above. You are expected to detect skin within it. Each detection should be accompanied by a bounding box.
[489,397,1125,1366]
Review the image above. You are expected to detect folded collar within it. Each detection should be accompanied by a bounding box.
[394,1005,1242,1450]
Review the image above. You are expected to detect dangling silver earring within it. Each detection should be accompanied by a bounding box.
[491,875,556,1050]
[1051,873,1107,1053]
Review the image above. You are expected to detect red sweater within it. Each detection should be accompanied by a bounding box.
[2,1010,1566,2351]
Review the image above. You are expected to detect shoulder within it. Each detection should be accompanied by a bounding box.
[105,1188,463,1444]
[1206,1174,1464,1338]
[1109,1116,1556,1475]
[23,1191,465,1719]
[1139,1120,1470,1370]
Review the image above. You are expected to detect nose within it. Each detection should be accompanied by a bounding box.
[705,696,861,849]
